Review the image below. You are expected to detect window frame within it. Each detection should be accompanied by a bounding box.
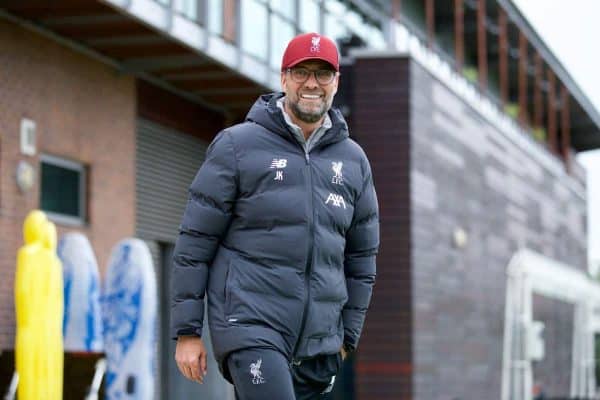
[40,154,87,227]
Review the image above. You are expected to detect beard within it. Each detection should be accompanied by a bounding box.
[287,95,331,123]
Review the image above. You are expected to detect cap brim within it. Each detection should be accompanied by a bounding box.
[284,56,339,71]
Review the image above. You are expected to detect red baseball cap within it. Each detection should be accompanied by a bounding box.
[281,33,339,72]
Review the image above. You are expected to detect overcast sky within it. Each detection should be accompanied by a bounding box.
[512,0,600,266]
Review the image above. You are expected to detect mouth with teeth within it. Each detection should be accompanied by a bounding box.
[300,93,323,100]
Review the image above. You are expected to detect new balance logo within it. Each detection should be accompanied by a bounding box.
[270,159,287,169]
[325,193,346,209]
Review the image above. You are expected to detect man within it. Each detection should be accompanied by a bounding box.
[171,32,379,399]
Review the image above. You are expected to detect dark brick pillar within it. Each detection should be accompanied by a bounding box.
[350,56,413,400]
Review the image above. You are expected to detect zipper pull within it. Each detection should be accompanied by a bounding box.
[305,152,310,163]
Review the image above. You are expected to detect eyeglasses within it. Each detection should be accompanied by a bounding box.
[286,67,337,85]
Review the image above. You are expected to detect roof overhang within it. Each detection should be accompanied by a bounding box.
[0,0,280,118]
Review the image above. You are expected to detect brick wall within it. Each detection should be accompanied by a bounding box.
[350,56,413,400]
[344,54,587,399]
[409,60,587,399]
[137,80,225,141]
[0,18,136,349]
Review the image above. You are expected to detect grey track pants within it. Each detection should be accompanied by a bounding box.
[226,347,342,400]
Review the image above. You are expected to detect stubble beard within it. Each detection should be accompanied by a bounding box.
[288,96,330,123]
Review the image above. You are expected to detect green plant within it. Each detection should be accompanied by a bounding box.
[532,127,547,142]
[504,103,520,119]
[462,67,478,83]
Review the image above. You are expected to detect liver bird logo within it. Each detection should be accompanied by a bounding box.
[331,161,343,185]
[311,36,321,52]
[250,359,265,385]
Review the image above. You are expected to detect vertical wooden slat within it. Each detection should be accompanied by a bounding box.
[426,0,435,48]
[547,69,558,153]
[533,53,543,127]
[518,30,528,124]
[392,0,402,20]
[498,8,508,105]
[477,0,487,90]
[223,0,236,43]
[561,85,571,168]
[454,0,464,71]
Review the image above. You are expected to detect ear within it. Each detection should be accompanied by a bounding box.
[280,71,287,92]
[331,73,340,95]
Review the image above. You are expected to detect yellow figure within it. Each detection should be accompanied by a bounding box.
[15,210,64,400]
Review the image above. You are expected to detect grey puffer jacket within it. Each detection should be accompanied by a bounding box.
[171,92,379,375]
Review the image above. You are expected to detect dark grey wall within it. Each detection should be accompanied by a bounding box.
[349,56,413,400]
[409,60,587,400]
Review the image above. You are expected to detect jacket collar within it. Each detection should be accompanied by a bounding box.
[245,92,349,148]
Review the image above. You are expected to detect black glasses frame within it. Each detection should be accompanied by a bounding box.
[286,67,337,85]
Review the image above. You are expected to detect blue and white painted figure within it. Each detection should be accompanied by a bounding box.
[58,232,103,353]
[102,238,156,400]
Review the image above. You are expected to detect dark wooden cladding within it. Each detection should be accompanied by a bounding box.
[2,0,112,18]
[498,8,508,104]
[425,0,435,49]
[52,20,153,39]
[533,53,543,128]
[454,0,464,71]
[547,69,558,153]
[351,56,412,400]
[518,31,529,125]
[477,0,487,90]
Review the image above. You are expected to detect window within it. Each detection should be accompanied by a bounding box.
[270,0,295,20]
[270,13,296,69]
[175,0,199,20]
[299,0,320,33]
[40,155,86,225]
[208,0,224,35]
[241,0,269,60]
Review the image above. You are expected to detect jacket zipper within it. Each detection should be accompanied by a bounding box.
[291,150,315,365]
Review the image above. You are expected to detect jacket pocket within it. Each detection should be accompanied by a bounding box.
[224,260,235,321]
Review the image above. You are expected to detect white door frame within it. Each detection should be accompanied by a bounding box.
[501,249,600,400]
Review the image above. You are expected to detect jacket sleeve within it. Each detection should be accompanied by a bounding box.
[170,130,238,339]
[342,159,379,351]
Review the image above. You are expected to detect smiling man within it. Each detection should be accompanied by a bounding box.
[171,33,379,400]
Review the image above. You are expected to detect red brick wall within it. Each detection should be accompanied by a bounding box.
[0,18,136,349]
[137,80,225,141]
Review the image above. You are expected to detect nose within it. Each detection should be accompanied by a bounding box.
[303,72,319,89]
